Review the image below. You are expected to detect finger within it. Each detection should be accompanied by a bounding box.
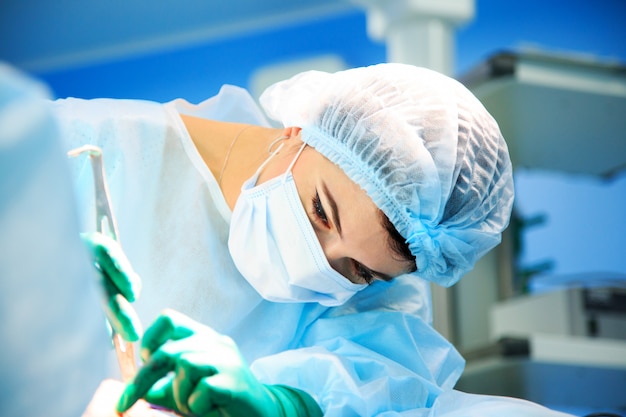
[140,310,206,362]
[96,243,140,301]
[144,373,177,411]
[172,355,194,415]
[116,350,175,413]
[83,232,141,301]
[173,353,218,415]
[102,293,142,342]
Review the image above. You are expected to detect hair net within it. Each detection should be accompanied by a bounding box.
[259,63,514,287]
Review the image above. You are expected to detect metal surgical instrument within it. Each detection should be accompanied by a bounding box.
[68,145,138,382]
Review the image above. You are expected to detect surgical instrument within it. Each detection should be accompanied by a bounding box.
[68,145,138,382]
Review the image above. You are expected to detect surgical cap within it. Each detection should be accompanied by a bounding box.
[260,63,514,287]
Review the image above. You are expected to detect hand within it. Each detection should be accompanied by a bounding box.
[116,310,322,417]
[82,232,142,342]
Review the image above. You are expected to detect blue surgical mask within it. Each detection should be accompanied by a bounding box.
[228,141,366,306]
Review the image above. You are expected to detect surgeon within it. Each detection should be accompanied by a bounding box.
[51,63,571,416]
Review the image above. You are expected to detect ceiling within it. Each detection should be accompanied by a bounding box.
[0,0,355,72]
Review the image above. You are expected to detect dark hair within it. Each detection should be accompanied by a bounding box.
[380,211,417,273]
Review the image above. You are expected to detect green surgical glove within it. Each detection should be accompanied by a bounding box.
[116,310,322,417]
[82,232,142,342]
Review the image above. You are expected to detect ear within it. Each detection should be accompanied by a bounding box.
[282,126,302,140]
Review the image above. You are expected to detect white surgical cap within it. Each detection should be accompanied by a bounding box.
[260,63,514,287]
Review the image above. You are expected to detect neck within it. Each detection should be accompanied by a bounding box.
[180,114,282,209]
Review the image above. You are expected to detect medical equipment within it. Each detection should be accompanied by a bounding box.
[491,285,626,342]
[68,145,138,382]
[456,284,626,412]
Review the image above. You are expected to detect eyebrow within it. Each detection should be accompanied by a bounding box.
[322,182,395,283]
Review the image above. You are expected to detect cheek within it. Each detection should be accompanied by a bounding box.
[343,198,402,270]
[350,220,388,254]
[341,200,379,242]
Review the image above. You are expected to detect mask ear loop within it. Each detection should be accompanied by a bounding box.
[246,135,287,187]
[282,141,307,184]
[267,135,287,154]
[248,136,306,187]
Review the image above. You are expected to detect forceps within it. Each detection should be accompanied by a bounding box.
[68,145,138,382]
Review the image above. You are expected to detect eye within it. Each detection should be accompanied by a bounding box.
[353,261,374,284]
[312,191,329,227]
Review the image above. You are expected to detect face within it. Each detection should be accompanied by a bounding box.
[256,135,412,285]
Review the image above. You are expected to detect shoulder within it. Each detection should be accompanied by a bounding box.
[168,85,272,126]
